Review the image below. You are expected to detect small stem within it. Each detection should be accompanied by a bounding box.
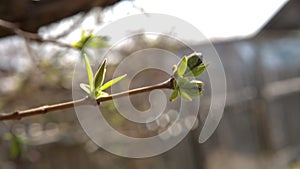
[96,78,173,103]
[0,78,174,121]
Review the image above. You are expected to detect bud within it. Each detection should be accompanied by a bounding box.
[172,65,177,74]
[187,52,203,70]
[190,80,204,92]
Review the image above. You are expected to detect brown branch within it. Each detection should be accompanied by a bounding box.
[0,78,174,121]
[0,0,123,38]
[0,19,73,48]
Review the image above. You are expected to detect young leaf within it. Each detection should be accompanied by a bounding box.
[187,52,203,70]
[172,65,177,74]
[192,64,208,77]
[87,36,109,48]
[80,83,91,94]
[170,88,179,101]
[184,64,208,77]
[184,86,203,97]
[96,91,109,99]
[94,59,107,90]
[190,80,204,88]
[180,90,192,101]
[100,74,127,91]
[10,135,23,159]
[81,29,85,39]
[176,76,192,89]
[83,54,94,90]
[71,42,82,50]
[177,56,187,76]
[173,79,178,89]
[72,31,86,50]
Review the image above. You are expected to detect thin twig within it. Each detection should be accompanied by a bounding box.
[0,19,73,48]
[51,12,87,39]
[0,78,174,121]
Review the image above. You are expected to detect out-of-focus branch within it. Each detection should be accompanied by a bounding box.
[0,19,73,48]
[0,0,123,38]
[0,78,174,121]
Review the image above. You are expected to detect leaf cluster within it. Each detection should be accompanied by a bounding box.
[80,54,126,99]
[72,30,108,50]
[170,52,207,101]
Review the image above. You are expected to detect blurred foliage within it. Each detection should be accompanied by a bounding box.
[3,133,26,159]
[289,163,300,169]
[72,30,109,51]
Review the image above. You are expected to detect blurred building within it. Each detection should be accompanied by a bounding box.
[194,1,300,169]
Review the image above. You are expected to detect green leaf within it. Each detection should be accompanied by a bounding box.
[81,29,85,39]
[96,91,109,99]
[184,87,203,97]
[190,80,204,87]
[87,36,109,48]
[173,79,177,89]
[174,76,204,99]
[80,83,90,94]
[180,90,192,101]
[184,64,208,77]
[71,30,93,50]
[94,59,107,90]
[100,74,127,91]
[192,64,208,76]
[177,56,187,76]
[172,65,177,74]
[170,89,179,101]
[176,76,192,89]
[187,52,203,70]
[83,54,94,91]
[10,135,23,159]
[71,42,81,49]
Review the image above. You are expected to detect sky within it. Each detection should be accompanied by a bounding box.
[101,0,288,41]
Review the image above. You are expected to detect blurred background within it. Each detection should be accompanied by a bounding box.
[0,0,299,169]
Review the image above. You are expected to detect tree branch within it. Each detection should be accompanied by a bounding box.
[0,19,73,48]
[0,78,174,121]
[0,0,122,38]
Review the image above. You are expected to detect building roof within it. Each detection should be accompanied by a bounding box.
[262,0,300,30]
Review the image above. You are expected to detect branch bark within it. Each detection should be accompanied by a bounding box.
[0,78,174,121]
[0,0,122,38]
[0,19,73,48]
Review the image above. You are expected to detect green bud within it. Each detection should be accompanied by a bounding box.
[187,52,203,70]
[172,65,177,74]
[190,80,204,90]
